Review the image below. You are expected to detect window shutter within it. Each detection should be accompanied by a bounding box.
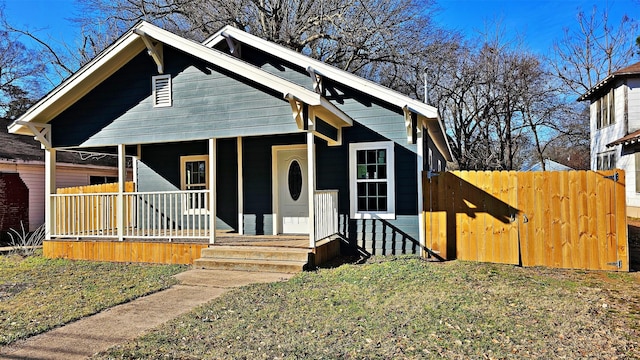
[152,75,172,107]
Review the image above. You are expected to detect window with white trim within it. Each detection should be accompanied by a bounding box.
[152,75,172,107]
[180,155,208,212]
[349,141,395,219]
[596,89,615,129]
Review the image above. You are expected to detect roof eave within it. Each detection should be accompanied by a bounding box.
[205,26,441,118]
[10,21,327,137]
[9,27,146,135]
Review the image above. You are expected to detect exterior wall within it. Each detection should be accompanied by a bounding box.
[50,47,298,148]
[226,45,438,254]
[625,78,640,213]
[316,122,421,255]
[627,78,640,132]
[590,77,640,215]
[136,135,305,234]
[0,161,120,231]
[0,173,29,235]
[590,83,626,171]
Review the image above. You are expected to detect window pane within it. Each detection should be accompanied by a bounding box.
[378,197,387,211]
[366,150,376,164]
[377,149,386,164]
[357,182,366,196]
[367,197,378,211]
[366,165,377,179]
[367,182,377,196]
[378,183,387,196]
[358,197,367,211]
[186,160,206,185]
[377,165,387,179]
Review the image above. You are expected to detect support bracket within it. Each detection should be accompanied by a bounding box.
[134,29,164,73]
[403,106,417,144]
[14,121,51,149]
[285,94,313,131]
[222,32,241,57]
[307,66,323,95]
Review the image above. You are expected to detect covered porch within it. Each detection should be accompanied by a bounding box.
[42,132,344,266]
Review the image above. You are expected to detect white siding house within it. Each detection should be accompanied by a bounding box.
[581,62,640,217]
[0,160,121,231]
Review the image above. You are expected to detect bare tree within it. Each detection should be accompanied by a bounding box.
[0,10,46,117]
[72,0,442,87]
[550,5,637,97]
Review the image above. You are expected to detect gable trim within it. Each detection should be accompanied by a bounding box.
[10,21,352,140]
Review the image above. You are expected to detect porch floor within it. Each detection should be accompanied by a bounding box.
[51,231,310,248]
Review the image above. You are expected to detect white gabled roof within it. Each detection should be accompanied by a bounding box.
[9,21,351,136]
[203,26,452,160]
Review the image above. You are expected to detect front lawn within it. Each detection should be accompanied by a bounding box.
[96,256,640,359]
[0,253,186,345]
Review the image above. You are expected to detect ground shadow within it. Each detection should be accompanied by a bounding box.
[425,172,520,261]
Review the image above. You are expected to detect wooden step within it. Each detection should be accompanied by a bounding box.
[200,245,310,262]
[193,245,311,273]
[193,257,307,273]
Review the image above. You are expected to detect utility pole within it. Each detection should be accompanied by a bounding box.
[423,67,429,105]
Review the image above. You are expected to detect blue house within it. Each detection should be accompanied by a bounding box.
[8,22,451,266]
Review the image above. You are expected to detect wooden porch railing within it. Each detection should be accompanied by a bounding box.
[123,190,210,239]
[53,185,338,243]
[52,188,210,240]
[314,190,339,243]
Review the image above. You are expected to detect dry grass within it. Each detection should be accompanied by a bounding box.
[0,252,186,345]
[96,256,640,359]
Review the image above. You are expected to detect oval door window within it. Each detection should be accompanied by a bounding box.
[288,160,302,201]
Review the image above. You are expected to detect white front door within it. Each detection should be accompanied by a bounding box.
[276,147,309,234]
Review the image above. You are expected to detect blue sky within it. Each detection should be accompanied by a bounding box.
[435,0,638,54]
[3,0,638,55]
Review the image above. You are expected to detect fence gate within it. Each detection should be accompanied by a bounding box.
[424,170,629,271]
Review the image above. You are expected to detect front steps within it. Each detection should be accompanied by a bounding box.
[193,245,312,273]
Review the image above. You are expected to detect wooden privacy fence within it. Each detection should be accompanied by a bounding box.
[424,170,629,271]
[55,182,135,235]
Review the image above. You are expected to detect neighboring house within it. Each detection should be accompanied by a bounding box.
[8,21,452,256]
[580,61,640,217]
[1,118,122,232]
[523,159,574,172]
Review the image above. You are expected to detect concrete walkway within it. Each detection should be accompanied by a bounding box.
[0,269,293,360]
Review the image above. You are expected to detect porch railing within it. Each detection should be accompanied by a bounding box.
[52,190,210,239]
[314,190,339,242]
[52,189,338,243]
[53,192,121,237]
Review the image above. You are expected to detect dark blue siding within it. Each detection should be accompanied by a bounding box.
[50,47,298,148]
[316,122,421,256]
[137,140,237,231]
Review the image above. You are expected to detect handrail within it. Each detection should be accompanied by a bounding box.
[314,190,339,244]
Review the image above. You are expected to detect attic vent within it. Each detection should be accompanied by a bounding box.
[152,74,172,107]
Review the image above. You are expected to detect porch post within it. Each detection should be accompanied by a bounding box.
[307,131,316,248]
[416,124,426,257]
[116,144,126,242]
[209,138,217,244]
[44,148,56,240]
[237,136,243,235]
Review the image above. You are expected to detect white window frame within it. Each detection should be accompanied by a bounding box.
[349,141,395,219]
[180,155,209,214]
[596,89,615,129]
[152,74,172,107]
